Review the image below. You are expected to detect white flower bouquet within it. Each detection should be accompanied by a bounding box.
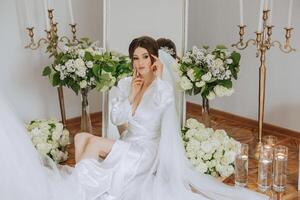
[178,45,241,100]
[182,118,240,178]
[26,119,70,163]
[42,38,132,94]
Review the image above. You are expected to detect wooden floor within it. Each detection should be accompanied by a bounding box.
[63,103,300,200]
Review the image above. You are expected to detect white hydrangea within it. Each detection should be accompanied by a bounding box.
[26,119,70,163]
[180,76,193,90]
[86,61,93,68]
[213,58,224,69]
[201,72,212,82]
[187,69,196,81]
[213,85,234,97]
[195,81,205,88]
[80,80,88,89]
[183,118,239,178]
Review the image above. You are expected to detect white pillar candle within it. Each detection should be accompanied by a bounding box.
[269,0,273,25]
[239,0,244,26]
[43,0,50,30]
[264,0,269,10]
[68,0,75,24]
[47,0,53,10]
[287,0,293,28]
[24,0,33,27]
[257,0,265,32]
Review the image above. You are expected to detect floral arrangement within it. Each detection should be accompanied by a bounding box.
[42,38,132,94]
[182,118,240,178]
[26,119,70,163]
[178,45,241,100]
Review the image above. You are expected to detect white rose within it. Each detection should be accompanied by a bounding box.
[195,161,208,173]
[78,49,85,58]
[74,58,85,69]
[185,128,198,139]
[80,80,88,88]
[201,141,213,153]
[75,67,86,78]
[213,58,224,69]
[36,143,52,155]
[186,118,199,129]
[226,58,233,64]
[195,81,205,88]
[180,76,193,90]
[187,69,196,81]
[201,72,212,82]
[65,59,74,69]
[59,130,70,146]
[221,151,236,165]
[214,85,234,97]
[182,56,192,63]
[194,128,210,142]
[52,129,62,141]
[54,65,61,71]
[206,91,216,100]
[86,61,93,68]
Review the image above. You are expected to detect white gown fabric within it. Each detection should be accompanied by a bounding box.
[0,50,269,200]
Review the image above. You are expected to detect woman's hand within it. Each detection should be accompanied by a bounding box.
[128,68,144,104]
[151,54,163,79]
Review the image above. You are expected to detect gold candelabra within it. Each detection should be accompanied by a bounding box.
[232,10,295,159]
[25,9,79,127]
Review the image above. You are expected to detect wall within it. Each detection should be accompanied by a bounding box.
[187,0,300,131]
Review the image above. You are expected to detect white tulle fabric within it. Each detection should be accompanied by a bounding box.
[0,50,269,200]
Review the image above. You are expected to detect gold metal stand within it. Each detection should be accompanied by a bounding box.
[232,10,295,159]
[25,9,79,127]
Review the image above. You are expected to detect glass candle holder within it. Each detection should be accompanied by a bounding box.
[262,135,277,147]
[273,145,288,193]
[234,143,249,187]
[258,145,273,192]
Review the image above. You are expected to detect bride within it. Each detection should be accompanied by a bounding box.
[0,36,269,200]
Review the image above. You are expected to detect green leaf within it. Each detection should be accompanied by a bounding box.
[84,51,93,61]
[92,64,101,76]
[52,73,60,87]
[42,66,51,76]
[218,80,232,88]
[215,44,227,49]
[231,51,241,65]
[71,83,80,95]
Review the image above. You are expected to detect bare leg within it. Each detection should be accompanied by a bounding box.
[78,136,115,162]
[74,132,94,163]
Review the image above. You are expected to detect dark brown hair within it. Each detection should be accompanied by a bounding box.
[128,36,159,64]
[156,38,177,59]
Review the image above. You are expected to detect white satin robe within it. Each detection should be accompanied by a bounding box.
[75,76,173,200]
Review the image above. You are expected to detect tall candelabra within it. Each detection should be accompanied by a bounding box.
[232,10,295,159]
[25,9,79,127]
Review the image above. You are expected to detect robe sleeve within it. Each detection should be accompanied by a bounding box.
[153,77,174,111]
[110,77,133,126]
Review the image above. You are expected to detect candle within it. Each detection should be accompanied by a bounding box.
[239,0,244,26]
[264,0,269,10]
[68,0,75,24]
[257,0,265,32]
[269,0,273,25]
[24,0,33,27]
[43,0,50,30]
[47,0,53,10]
[287,0,293,28]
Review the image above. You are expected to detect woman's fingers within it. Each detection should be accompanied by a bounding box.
[151,54,158,60]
